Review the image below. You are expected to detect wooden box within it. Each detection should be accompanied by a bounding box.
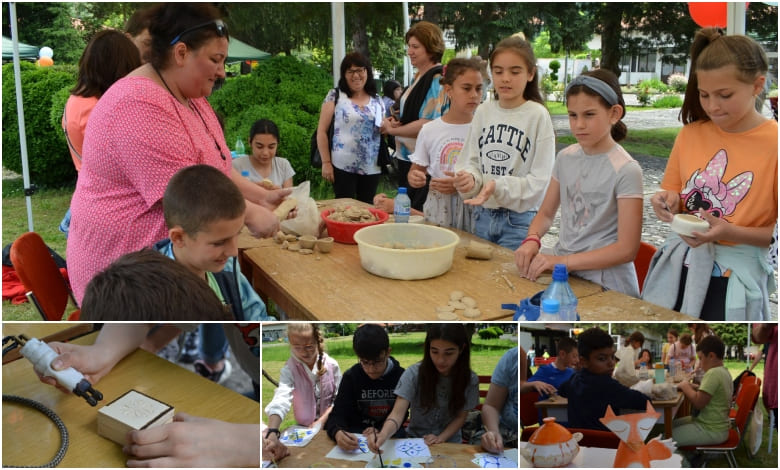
[97,389,174,445]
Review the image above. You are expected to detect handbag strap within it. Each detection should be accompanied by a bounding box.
[62,110,83,163]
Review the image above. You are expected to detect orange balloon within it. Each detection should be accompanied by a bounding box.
[38,56,53,67]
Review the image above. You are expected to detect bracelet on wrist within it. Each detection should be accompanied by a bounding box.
[521,236,541,248]
[264,427,280,439]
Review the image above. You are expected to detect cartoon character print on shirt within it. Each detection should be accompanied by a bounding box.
[680,149,752,219]
[235,323,259,357]
[563,174,608,237]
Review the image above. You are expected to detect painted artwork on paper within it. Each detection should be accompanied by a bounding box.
[279,424,319,447]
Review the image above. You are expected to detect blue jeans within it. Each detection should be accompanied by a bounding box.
[472,206,535,250]
[199,324,228,364]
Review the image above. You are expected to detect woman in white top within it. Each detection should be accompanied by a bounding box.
[316,52,384,204]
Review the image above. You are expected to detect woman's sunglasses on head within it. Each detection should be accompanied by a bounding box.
[169,19,228,46]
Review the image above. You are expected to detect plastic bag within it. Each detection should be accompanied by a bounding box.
[280,181,321,237]
[630,378,653,397]
[614,346,639,387]
[651,382,678,401]
[746,402,763,457]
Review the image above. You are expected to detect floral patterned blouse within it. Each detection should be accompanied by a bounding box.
[325,88,384,175]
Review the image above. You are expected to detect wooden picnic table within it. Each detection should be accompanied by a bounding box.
[2,323,259,468]
[273,431,485,468]
[533,391,686,439]
[238,198,697,322]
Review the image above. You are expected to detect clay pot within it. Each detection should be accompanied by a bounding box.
[315,237,334,253]
[298,235,317,249]
[520,417,582,467]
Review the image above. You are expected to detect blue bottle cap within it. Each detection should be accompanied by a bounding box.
[398,187,407,194]
[541,298,560,314]
[552,264,569,282]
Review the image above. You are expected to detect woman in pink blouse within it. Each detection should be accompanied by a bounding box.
[67,4,289,303]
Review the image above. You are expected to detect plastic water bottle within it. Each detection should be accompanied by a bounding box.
[393,187,411,223]
[234,137,246,157]
[638,362,649,380]
[540,264,578,321]
[669,359,678,381]
[539,298,561,322]
[654,363,665,384]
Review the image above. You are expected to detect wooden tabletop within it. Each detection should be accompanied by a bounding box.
[534,391,685,438]
[274,431,486,468]
[2,323,259,468]
[239,199,696,322]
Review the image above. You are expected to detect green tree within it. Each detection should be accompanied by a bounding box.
[2,2,86,64]
[223,3,330,57]
[74,2,146,39]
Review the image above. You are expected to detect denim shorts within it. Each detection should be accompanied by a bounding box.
[472,206,535,251]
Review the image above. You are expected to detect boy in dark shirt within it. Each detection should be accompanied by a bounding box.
[325,324,406,450]
[559,327,650,431]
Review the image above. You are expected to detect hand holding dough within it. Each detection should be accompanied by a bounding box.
[273,197,298,221]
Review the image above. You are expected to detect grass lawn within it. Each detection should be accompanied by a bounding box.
[2,179,76,320]
[261,330,516,431]
[557,127,681,159]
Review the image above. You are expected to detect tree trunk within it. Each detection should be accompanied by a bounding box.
[422,2,442,25]
[350,15,370,59]
[599,9,624,79]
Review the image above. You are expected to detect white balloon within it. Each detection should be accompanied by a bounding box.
[39,47,53,59]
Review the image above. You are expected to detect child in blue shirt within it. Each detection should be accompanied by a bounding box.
[527,336,579,394]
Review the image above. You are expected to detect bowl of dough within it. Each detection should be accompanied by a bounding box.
[321,206,389,244]
[352,223,460,280]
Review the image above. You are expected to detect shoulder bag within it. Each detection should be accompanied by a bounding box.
[310,88,339,168]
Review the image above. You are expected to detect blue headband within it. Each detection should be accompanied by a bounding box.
[565,75,619,106]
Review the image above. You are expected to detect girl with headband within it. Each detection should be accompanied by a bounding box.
[515,69,644,297]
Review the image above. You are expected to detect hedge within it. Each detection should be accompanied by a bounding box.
[210,55,335,194]
[4,55,336,193]
[2,61,78,187]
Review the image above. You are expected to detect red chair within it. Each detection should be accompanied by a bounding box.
[633,241,657,293]
[729,375,762,420]
[680,382,760,467]
[475,374,491,410]
[568,427,621,449]
[9,232,80,320]
[521,390,541,429]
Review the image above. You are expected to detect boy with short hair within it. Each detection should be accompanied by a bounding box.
[325,324,406,451]
[156,164,271,321]
[527,337,579,392]
[156,164,273,383]
[81,250,232,321]
[558,327,649,431]
[673,335,733,447]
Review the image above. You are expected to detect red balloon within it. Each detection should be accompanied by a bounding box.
[688,2,727,27]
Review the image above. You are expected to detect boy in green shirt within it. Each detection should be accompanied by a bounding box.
[672,334,733,450]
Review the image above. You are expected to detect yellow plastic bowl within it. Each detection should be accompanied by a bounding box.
[353,224,460,280]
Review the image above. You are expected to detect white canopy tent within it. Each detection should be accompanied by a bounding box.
[7,1,35,232]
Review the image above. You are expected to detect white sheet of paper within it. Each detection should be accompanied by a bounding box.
[325,434,380,462]
[392,438,431,458]
[278,423,320,447]
[471,452,518,468]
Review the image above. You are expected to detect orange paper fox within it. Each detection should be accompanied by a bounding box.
[599,402,677,467]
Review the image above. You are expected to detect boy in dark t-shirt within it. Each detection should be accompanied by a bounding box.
[559,327,649,431]
[325,324,406,450]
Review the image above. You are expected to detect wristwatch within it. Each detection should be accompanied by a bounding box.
[265,427,281,439]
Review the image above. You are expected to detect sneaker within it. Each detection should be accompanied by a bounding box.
[178,331,200,364]
[194,359,232,384]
